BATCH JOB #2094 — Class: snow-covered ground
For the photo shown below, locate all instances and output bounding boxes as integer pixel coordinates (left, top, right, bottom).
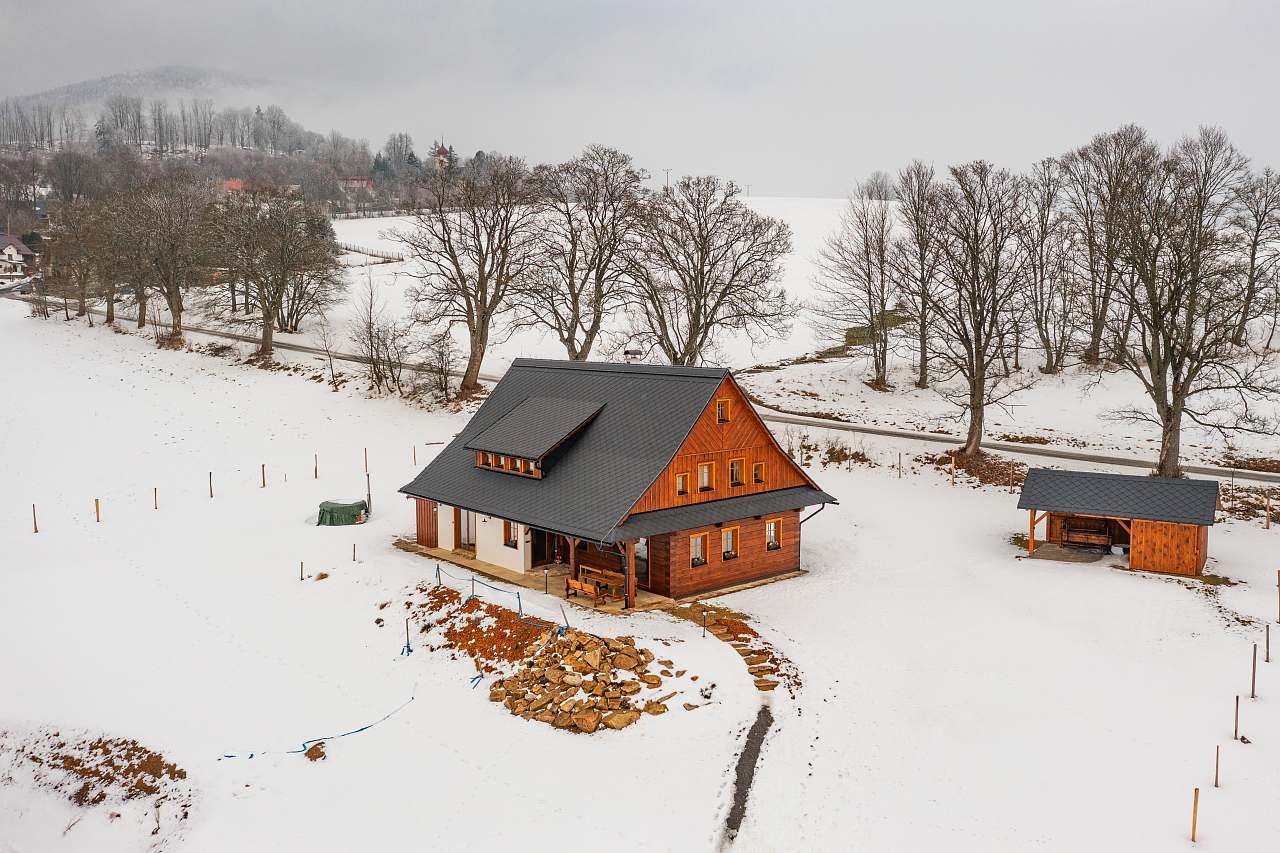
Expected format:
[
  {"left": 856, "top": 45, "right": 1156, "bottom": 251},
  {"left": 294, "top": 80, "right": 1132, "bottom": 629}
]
[{"left": 3, "top": 300, "right": 1278, "bottom": 851}]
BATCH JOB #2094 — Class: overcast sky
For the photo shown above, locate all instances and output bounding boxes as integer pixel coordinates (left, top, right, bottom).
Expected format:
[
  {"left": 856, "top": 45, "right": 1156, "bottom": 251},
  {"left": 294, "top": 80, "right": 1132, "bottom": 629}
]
[{"left": 7, "top": 0, "right": 1278, "bottom": 196}]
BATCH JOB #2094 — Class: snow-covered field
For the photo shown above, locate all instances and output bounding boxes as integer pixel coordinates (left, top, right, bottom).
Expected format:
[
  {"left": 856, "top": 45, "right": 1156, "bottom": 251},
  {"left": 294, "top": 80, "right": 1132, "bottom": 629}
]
[{"left": 3, "top": 299, "right": 1279, "bottom": 851}]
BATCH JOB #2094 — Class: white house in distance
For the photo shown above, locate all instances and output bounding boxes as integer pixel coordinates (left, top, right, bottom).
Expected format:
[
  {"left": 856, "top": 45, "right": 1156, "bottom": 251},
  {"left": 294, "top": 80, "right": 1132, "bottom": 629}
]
[{"left": 1, "top": 235, "right": 36, "bottom": 278}]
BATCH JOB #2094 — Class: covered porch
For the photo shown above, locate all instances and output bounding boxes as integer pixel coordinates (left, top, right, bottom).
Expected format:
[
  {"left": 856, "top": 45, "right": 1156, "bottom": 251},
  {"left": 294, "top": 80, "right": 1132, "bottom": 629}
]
[{"left": 395, "top": 536, "right": 673, "bottom": 613}]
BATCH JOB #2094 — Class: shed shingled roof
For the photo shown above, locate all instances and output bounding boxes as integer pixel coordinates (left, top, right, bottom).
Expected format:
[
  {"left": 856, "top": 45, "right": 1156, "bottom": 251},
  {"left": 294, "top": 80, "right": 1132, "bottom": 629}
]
[
  {"left": 463, "top": 396, "right": 604, "bottom": 461},
  {"left": 1017, "top": 468, "right": 1218, "bottom": 526},
  {"left": 399, "top": 358, "right": 833, "bottom": 543}
]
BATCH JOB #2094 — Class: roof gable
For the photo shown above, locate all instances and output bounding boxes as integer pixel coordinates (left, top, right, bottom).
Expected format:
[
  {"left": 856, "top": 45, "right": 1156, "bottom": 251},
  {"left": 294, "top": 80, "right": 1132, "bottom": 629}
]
[
  {"left": 400, "top": 359, "right": 731, "bottom": 541},
  {"left": 1018, "top": 469, "right": 1219, "bottom": 526}
]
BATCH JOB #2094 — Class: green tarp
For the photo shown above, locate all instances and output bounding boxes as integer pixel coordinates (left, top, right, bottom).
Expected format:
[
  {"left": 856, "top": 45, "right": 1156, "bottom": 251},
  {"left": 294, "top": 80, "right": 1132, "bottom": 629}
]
[{"left": 317, "top": 500, "right": 369, "bottom": 526}]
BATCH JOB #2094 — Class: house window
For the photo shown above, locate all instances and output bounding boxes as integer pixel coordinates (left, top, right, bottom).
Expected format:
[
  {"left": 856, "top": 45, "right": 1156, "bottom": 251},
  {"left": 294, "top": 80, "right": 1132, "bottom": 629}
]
[
  {"left": 729, "top": 458, "right": 745, "bottom": 486},
  {"left": 765, "top": 518, "right": 781, "bottom": 551},
  {"left": 483, "top": 452, "right": 495, "bottom": 467},
  {"left": 753, "top": 462, "right": 765, "bottom": 484},
  {"left": 497, "top": 455, "right": 507, "bottom": 469},
  {"left": 503, "top": 520, "right": 519, "bottom": 548},
  {"left": 507, "top": 456, "right": 520, "bottom": 472},
  {"left": 722, "top": 527, "right": 739, "bottom": 560},
  {"left": 715, "top": 398, "right": 731, "bottom": 423},
  {"left": 698, "top": 462, "right": 714, "bottom": 491},
  {"left": 675, "top": 471, "right": 689, "bottom": 496},
  {"left": 690, "top": 533, "right": 708, "bottom": 567}
]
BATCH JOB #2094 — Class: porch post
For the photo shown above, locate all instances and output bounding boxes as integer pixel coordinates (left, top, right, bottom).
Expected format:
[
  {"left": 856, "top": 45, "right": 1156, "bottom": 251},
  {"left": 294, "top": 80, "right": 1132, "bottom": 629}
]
[
  {"left": 1028, "top": 510, "right": 1037, "bottom": 556},
  {"left": 624, "top": 540, "right": 637, "bottom": 610},
  {"left": 568, "top": 536, "right": 579, "bottom": 580}
]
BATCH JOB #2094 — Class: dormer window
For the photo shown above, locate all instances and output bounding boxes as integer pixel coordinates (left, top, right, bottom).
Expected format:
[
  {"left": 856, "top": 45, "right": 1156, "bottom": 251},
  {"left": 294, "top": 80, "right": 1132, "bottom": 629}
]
[{"left": 474, "top": 452, "right": 542, "bottom": 478}]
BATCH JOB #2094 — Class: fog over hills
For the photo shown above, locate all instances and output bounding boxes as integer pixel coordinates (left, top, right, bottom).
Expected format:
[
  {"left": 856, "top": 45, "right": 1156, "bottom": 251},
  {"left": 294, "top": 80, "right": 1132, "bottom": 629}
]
[{"left": 7, "top": 65, "right": 270, "bottom": 111}]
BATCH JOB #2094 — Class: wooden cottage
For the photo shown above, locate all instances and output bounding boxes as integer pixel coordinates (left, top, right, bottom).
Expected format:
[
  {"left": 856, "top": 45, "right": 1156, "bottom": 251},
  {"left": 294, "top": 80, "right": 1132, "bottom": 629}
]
[
  {"left": 400, "top": 359, "right": 835, "bottom": 606},
  {"left": 1018, "top": 469, "right": 1219, "bottom": 576}
]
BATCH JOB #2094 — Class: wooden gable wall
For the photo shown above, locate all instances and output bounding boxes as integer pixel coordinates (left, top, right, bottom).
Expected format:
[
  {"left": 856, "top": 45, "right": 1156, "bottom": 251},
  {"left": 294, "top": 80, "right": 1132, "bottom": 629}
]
[{"left": 626, "top": 375, "right": 813, "bottom": 517}]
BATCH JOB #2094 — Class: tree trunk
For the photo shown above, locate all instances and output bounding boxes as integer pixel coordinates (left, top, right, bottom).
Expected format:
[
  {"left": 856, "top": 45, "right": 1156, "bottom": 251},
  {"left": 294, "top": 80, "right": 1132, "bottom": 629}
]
[
  {"left": 459, "top": 327, "right": 488, "bottom": 392},
  {"left": 258, "top": 313, "right": 275, "bottom": 357},
  {"left": 1156, "top": 406, "right": 1183, "bottom": 478},
  {"left": 136, "top": 285, "right": 147, "bottom": 328},
  {"left": 104, "top": 284, "right": 115, "bottom": 324},
  {"left": 962, "top": 381, "right": 985, "bottom": 455},
  {"left": 916, "top": 321, "right": 928, "bottom": 389},
  {"left": 230, "top": 276, "right": 238, "bottom": 314}
]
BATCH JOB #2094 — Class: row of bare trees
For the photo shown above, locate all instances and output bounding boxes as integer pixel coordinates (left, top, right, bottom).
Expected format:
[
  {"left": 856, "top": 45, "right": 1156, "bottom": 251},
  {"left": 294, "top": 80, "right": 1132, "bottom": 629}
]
[
  {"left": 389, "top": 145, "right": 796, "bottom": 393},
  {"left": 41, "top": 161, "right": 345, "bottom": 357},
  {"left": 813, "top": 125, "right": 1280, "bottom": 476}
]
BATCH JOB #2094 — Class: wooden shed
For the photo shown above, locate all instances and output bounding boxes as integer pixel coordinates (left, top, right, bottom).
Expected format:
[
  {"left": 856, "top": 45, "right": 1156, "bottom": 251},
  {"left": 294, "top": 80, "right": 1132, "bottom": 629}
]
[{"left": 1018, "top": 469, "right": 1219, "bottom": 577}]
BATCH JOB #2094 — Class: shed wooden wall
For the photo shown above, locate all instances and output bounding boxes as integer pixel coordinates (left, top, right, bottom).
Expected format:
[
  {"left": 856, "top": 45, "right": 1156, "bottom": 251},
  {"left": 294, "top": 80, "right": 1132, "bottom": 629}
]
[
  {"left": 1130, "top": 519, "right": 1208, "bottom": 576},
  {"left": 654, "top": 509, "right": 801, "bottom": 599},
  {"left": 627, "top": 377, "right": 811, "bottom": 516},
  {"left": 414, "top": 498, "right": 438, "bottom": 548}
]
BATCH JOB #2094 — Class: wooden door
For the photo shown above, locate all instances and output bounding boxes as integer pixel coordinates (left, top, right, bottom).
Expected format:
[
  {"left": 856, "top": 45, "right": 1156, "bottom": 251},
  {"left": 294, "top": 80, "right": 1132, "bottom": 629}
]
[{"left": 455, "top": 508, "right": 476, "bottom": 549}]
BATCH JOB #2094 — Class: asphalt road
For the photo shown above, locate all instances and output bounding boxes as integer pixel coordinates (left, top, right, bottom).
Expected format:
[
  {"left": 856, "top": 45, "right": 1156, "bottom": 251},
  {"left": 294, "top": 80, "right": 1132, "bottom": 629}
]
[{"left": 8, "top": 292, "right": 1278, "bottom": 485}]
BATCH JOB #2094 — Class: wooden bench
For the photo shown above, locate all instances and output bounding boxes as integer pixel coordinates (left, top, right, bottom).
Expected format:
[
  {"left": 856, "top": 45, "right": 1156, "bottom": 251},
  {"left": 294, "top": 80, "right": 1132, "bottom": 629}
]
[
  {"left": 565, "top": 577, "right": 606, "bottom": 606},
  {"left": 1063, "top": 518, "right": 1112, "bottom": 549}
]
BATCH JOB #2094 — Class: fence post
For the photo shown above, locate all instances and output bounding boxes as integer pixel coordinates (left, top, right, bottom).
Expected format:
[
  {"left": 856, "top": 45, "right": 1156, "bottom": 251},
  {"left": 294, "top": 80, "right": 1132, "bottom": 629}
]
[
  {"left": 261, "top": 463, "right": 266, "bottom": 488},
  {"left": 32, "top": 503, "right": 38, "bottom": 534},
  {"left": 364, "top": 447, "right": 369, "bottom": 474},
  {"left": 352, "top": 543, "right": 356, "bottom": 562},
  {"left": 94, "top": 498, "right": 100, "bottom": 523},
  {"left": 1234, "top": 694, "right": 1239, "bottom": 740},
  {"left": 516, "top": 590, "right": 523, "bottom": 617},
  {"left": 413, "top": 445, "right": 417, "bottom": 466},
  {"left": 1267, "top": 623, "right": 1271, "bottom": 664},
  {"left": 1214, "top": 745, "right": 1220, "bottom": 788},
  {"left": 1251, "top": 643, "right": 1258, "bottom": 699},
  {"left": 314, "top": 453, "right": 318, "bottom": 479},
  {"left": 435, "top": 563, "right": 441, "bottom": 586},
  {"left": 300, "top": 561, "right": 304, "bottom": 582},
  {"left": 209, "top": 472, "right": 213, "bottom": 499},
  {"left": 897, "top": 452, "right": 902, "bottom": 479},
  {"left": 1191, "top": 787, "right": 1199, "bottom": 842},
  {"left": 153, "top": 487, "right": 158, "bottom": 510}
]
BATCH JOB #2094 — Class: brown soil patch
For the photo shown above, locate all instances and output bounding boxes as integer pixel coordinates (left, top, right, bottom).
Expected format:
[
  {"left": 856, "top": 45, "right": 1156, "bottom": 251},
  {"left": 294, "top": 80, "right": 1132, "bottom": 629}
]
[
  {"left": 920, "top": 450, "right": 1027, "bottom": 489},
  {"left": 1219, "top": 454, "right": 1280, "bottom": 474}
]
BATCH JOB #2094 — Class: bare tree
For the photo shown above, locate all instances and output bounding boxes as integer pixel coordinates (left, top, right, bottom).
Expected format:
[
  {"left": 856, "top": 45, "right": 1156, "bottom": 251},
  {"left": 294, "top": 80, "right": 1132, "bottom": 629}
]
[
  {"left": 1110, "top": 127, "right": 1277, "bottom": 476},
  {"left": 1059, "top": 125, "right": 1152, "bottom": 363},
  {"left": 214, "top": 189, "right": 341, "bottom": 356},
  {"left": 519, "top": 145, "right": 645, "bottom": 360},
  {"left": 390, "top": 155, "right": 539, "bottom": 392},
  {"left": 129, "top": 166, "right": 214, "bottom": 343},
  {"left": 932, "top": 161, "right": 1031, "bottom": 454},
  {"left": 1228, "top": 167, "right": 1280, "bottom": 345},
  {"left": 624, "top": 175, "right": 794, "bottom": 366},
  {"left": 1017, "top": 158, "right": 1081, "bottom": 373},
  {"left": 890, "top": 161, "right": 945, "bottom": 388},
  {"left": 812, "top": 184, "right": 895, "bottom": 387}
]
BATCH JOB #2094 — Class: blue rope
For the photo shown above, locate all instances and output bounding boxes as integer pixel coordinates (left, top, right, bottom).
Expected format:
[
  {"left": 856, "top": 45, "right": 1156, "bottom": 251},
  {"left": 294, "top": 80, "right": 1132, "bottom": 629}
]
[{"left": 218, "top": 684, "right": 417, "bottom": 760}]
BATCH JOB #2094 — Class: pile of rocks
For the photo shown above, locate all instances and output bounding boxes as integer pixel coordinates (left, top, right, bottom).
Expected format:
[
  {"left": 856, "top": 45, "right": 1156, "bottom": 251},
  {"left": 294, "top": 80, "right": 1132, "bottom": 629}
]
[{"left": 488, "top": 629, "right": 683, "bottom": 734}]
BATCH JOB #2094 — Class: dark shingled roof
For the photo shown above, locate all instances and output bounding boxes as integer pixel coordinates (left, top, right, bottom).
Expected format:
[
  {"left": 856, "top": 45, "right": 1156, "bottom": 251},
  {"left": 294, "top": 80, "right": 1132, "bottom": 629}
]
[
  {"left": 463, "top": 396, "right": 604, "bottom": 461},
  {"left": 400, "top": 358, "right": 833, "bottom": 543},
  {"left": 1018, "top": 468, "right": 1218, "bottom": 526}
]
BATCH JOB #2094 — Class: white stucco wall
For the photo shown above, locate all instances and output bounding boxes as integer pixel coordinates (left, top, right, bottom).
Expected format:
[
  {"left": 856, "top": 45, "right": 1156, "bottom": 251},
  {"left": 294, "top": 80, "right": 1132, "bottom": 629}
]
[
  {"left": 475, "top": 514, "right": 531, "bottom": 573},
  {"left": 438, "top": 502, "right": 455, "bottom": 549}
]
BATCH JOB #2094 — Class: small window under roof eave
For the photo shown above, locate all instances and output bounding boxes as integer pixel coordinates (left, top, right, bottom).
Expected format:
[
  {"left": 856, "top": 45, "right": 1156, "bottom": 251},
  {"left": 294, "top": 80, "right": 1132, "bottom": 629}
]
[{"left": 463, "top": 396, "right": 605, "bottom": 464}]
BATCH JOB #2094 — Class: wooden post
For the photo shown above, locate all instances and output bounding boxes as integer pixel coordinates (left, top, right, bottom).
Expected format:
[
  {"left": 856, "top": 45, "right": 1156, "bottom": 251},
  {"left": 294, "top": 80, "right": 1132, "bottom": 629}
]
[
  {"left": 208, "top": 472, "right": 213, "bottom": 498},
  {"left": 1214, "top": 745, "right": 1220, "bottom": 788},
  {"left": 1028, "top": 510, "right": 1037, "bottom": 555},
  {"left": 352, "top": 543, "right": 356, "bottom": 562},
  {"left": 1251, "top": 643, "right": 1257, "bottom": 699},
  {"left": 1008, "top": 461, "right": 1014, "bottom": 493},
  {"left": 1267, "top": 623, "right": 1271, "bottom": 664},
  {"left": 300, "top": 561, "right": 304, "bottom": 581},
  {"left": 950, "top": 455, "right": 956, "bottom": 486},
  {"left": 1266, "top": 495, "right": 1272, "bottom": 529},
  {"left": 897, "top": 452, "right": 902, "bottom": 479},
  {"left": 364, "top": 447, "right": 368, "bottom": 473},
  {"left": 1234, "top": 694, "right": 1239, "bottom": 740},
  {"left": 568, "top": 536, "right": 579, "bottom": 581},
  {"left": 1191, "top": 787, "right": 1199, "bottom": 842},
  {"left": 413, "top": 445, "right": 417, "bottom": 465},
  {"left": 261, "top": 463, "right": 266, "bottom": 488},
  {"left": 32, "top": 503, "right": 38, "bottom": 534},
  {"left": 314, "top": 453, "right": 318, "bottom": 479},
  {"left": 624, "top": 540, "right": 637, "bottom": 610},
  {"left": 94, "top": 498, "right": 100, "bottom": 523}
]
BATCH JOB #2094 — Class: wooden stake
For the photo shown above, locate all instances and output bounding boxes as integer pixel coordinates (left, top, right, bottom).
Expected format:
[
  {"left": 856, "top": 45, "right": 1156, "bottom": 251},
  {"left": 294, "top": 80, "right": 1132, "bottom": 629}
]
[
  {"left": 32, "top": 503, "right": 38, "bottom": 534},
  {"left": 94, "top": 498, "right": 100, "bottom": 523},
  {"left": 1251, "top": 643, "right": 1257, "bottom": 699},
  {"left": 1214, "top": 745, "right": 1220, "bottom": 788},
  {"left": 413, "top": 445, "right": 417, "bottom": 465},
  {"left": 314, "top": 453, "right": 318, "bottom": 479},
  {"left": 950, "top": 455, "right": 956, "bottom": 486},
  {"left": 1191, "top": 787, "right": 1199, "bottom": 842},
  {"left": 364, "top": 447, "right": 368, "bottom": 473},
  {"left": 153, "top": 487, "right": 157, "bottom": 510},
  {"left": 352, "top": 543, "right": 356, "bottom": 562},
  {"left": 261, "top": 463, "right": 266, "bottom": 488},
  {"left": 209, "top": 472, "right": 213, "bottom": 499},
  {"left": 1008, "top": 461, "right": 1014, "bottom": 493},
  {"left": 1234, "top": 694, "right": 1239, "bottom": 740},
  {"left": 1267, "top": 623, "right": 1271, "bottom": 664},
  {"left": 1266, "top": 495, "right": 1272, "bottom": 529},
  {"left": 300, "top": 561, "right": 304, "bottom": 581}
]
